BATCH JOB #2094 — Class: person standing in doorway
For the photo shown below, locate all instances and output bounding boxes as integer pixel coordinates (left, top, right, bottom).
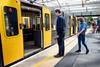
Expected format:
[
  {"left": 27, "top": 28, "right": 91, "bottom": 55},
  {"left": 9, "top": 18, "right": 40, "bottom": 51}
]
[
  {"left": 75, "top": 18, "right": 89, "bottom": 54},
  {"left": 54, "top": 9, "right": 66, "bottom": 58}
]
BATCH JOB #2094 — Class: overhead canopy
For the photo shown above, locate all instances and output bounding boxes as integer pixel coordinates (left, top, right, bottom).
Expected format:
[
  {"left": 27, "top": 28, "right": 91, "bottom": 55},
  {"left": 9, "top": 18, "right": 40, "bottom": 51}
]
[{"left": 23, "top": 0, "right": 100, "bottom": 15}]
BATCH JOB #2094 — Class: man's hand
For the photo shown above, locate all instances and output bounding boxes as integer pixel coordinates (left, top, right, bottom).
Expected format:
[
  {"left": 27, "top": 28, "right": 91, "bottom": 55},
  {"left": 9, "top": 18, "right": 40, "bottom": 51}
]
[
  {"left": 54, "top": 35, "right": 59, "bottom": 40},
  {"left": 56, "top": 35, "right": 59, "bottom": 38}
]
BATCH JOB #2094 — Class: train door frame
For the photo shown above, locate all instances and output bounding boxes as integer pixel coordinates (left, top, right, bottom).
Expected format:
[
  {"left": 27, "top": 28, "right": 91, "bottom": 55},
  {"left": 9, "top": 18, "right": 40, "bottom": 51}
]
[
  {"left": 72, "top": 16, "right": 77, "bottom": 34},
  {"left": 21, "top": 1, "right": 44, "bottom": 55},
  {"left": 0, "top": 34, "right": 4, "bottom": 67},
  {"left": 69, "top": 16, "right": 72, "bottom": 36},
  {"left": 69, "top": 16, "right": 78, "bottom": 36},
  {"left": 75, "top": 17, "right": 78, "bottom": 34}
]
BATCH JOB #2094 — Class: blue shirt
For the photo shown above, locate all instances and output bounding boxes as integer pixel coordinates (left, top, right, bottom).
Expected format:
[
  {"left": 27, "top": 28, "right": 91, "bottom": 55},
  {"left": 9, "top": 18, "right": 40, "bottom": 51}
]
[
  {"left": 78, "top": 22, "right": 87, "bottom": 34},
  {"left": 56, "top": 16, "right": 66, "bottom": 35}
]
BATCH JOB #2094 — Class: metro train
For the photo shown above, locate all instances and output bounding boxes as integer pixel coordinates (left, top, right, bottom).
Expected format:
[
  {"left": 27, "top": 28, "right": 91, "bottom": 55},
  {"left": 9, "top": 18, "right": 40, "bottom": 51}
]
[{"left": 0, "top": 0, "right": 78, "bottom": 67}]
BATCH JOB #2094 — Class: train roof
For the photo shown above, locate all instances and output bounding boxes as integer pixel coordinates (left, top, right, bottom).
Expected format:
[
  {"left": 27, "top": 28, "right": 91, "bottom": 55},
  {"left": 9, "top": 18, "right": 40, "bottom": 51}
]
[{"left": 20, "top": 0, "right": 42, "bottom": 9}]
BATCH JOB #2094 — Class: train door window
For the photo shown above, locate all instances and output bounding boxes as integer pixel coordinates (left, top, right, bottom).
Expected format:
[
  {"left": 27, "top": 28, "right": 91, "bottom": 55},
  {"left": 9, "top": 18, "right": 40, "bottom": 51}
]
[
  {"left": 30, "top": 18, "right": 33, "bottom": 28},
  {"left": 4, "top": 6, "right": 19, "bottom": 36},
  {"left": 45, "top": 14, "right": 50, "bottom": 31},
  {"left": 32, "top": 17, "right": 36, "bottom": 30},
  {"left": 24, "top": 18, "right": 29, "bottom": 29},
  {"left": 36, "top": 16, "right": 41, "bottom": 30}
]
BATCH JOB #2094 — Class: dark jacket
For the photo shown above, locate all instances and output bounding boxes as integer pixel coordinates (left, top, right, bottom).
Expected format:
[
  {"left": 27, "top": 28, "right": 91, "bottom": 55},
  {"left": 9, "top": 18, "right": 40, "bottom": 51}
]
[{"left": 56, "top": 16, "right": 66, "bottom": 35}]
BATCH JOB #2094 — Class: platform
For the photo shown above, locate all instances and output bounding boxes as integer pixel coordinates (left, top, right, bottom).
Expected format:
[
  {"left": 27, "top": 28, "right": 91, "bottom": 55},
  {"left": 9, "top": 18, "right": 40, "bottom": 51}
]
[
  {"left": 11, "top": 29, "right": 100, "bottom": 67},
  {"left": 55, "top": 33, "right": 100, "bottom": 67}
]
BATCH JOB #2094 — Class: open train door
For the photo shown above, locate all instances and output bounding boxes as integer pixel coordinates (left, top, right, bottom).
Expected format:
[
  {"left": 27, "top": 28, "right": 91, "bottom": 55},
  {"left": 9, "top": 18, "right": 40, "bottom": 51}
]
[
  {"left": 69, "top": 16, "right": 74, "bottom": 36},
  {"left": 42, "top": 7, "right": 52, "bottom": 48},
  {"left": 0, "top": 0, "right": 24, "bottom": 66}
]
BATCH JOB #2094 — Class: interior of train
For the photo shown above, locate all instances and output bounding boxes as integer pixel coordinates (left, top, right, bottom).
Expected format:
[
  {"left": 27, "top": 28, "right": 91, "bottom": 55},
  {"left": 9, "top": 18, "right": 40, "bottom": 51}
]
[{"left": 21, "top": 2, "right": 42, "bottom": 56}]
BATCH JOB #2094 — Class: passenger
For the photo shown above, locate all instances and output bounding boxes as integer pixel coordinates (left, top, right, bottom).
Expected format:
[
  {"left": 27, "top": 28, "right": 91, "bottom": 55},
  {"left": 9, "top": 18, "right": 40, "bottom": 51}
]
[
  {"left": 96, "top": 17, "right": 100, "bottom": 33},
  {"left": 75, "top": 18, "right": 89, "bottom": 54},
  {"left": 91, "top": 18, "right": 97, "bottom": 33},
  {"left": 54, "top": 9, "right": 66, "bottom": 58}
]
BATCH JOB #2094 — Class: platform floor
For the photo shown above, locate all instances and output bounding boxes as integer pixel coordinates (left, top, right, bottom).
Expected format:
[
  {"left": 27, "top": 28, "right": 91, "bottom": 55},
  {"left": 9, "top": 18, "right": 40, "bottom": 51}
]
[
  {"left": 11, "top": 29, "right": 100, "bottom": 67},
  {"left": 55, "top": 33, "right": 100, "bottom": 67},
  {"left": 11, "top": 34, "right": 78, "bottom": 67}
]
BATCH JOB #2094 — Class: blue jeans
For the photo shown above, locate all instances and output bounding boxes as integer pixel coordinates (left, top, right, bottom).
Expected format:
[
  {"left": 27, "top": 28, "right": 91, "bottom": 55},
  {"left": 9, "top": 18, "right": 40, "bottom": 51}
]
[{"left": 78, "top": 34, "right": 88, "bottom": 51}]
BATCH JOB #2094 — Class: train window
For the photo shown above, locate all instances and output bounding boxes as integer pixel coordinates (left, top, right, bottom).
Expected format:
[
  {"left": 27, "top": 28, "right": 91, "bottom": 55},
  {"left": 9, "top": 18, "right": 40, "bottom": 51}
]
[
  {"left": 4, "top": 6, "right": 19, "bottom": 36},
  {"left": 24, "top": 18, "right": 29, "bottom": 29},
  {"left": 45, "top": 14, "right": 50, "bottom": 31},
  {"left": 36, "top": 17, "right": 41, "bottom": 30}
]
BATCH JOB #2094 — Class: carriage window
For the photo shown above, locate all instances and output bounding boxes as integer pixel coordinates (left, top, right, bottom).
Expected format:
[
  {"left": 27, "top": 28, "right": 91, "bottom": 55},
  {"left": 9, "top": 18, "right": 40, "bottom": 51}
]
[
  {"left": 36, "top": 17, "right": 41, "bottom": 30},
  {"left": 45, "top": 14, "right": 50, "bottom": 31},
  {"left": 4, "top": 6, "right": 19, "bottom": 36},
  {"left": 24, "top": 18, "right": 29, "bottom": 29}
]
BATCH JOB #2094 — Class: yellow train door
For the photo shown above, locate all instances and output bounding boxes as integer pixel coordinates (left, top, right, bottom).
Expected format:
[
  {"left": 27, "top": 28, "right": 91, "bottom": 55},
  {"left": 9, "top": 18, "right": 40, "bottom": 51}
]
[
  {"left": 69, "top": 16, "right": 74, "bottom": 36},
  {"left": 75, "top": 17, "right": 79, "bottom": 33},
  {"left": 0, "top": 0, "right": 24, "bottom": 66},
  {"left": 69, "top": 16, "right": 72, "bottom": 36},
  {"left": 70, "top": 16, "right": 78, "bottom": 36},
  {"left": 42, "top": 7, "right": 52, "bottom": 48}
]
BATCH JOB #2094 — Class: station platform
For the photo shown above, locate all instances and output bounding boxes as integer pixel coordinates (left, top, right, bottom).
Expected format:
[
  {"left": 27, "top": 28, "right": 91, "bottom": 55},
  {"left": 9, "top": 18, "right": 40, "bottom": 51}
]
[
  {"left": 55, "top": 33, "right": 100, "bottom": 67},
  {"left": 11, "top": 29, "right": 100, "bottom": 67}
]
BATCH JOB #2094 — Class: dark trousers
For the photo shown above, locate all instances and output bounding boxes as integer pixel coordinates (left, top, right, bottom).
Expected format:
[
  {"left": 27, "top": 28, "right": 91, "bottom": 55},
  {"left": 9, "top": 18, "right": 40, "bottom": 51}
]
[
  {"left": 57, "top": 33, "right": 65, "bottom": 55},
  {"left": 78, "top": 34, "right": 89, "bottom": 51}
]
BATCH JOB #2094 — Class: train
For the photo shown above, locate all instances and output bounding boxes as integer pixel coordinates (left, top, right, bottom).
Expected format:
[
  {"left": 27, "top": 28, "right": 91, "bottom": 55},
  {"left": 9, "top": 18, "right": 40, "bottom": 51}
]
[{"left": 0, "top": 0, "right": 78, "bottom": 67}]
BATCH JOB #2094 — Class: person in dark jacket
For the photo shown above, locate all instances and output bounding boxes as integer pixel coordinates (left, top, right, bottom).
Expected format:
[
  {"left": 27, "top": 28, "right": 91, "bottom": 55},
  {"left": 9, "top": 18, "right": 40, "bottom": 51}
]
[
  {"left": 75, "top": 18, "right": 89, "bottom": 54},
  {"left": 54, "top": 9, "right": 66, "bottom": 58}
]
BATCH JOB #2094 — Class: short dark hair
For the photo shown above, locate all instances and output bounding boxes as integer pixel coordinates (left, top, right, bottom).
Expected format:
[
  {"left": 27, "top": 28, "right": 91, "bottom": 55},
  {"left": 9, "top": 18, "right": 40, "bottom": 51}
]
[
  {"left": 55, "top": 9, "right": 61, "bottom": 13},
  {"left": 79, "top": 18, "right": 84, "bottom": 22}
]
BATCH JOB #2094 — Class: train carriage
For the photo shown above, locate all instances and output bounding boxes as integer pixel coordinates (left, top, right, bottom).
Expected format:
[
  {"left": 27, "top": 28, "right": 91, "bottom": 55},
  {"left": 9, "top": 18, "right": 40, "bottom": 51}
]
[{"left": 0, "top": 0, "right": 52, "bottom": 66}]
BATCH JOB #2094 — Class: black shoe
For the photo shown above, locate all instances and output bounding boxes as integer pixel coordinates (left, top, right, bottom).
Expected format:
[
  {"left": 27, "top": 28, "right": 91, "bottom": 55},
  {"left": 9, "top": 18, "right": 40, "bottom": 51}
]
[
  {"left": 86, "top": 50, "right": 89, "bottom": 54},
  {"left": 54, "top": 54, "right": 64, "bottom": 58},
  {"left": 75, "top": 50, "right": 81, "bottom": 52}
]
